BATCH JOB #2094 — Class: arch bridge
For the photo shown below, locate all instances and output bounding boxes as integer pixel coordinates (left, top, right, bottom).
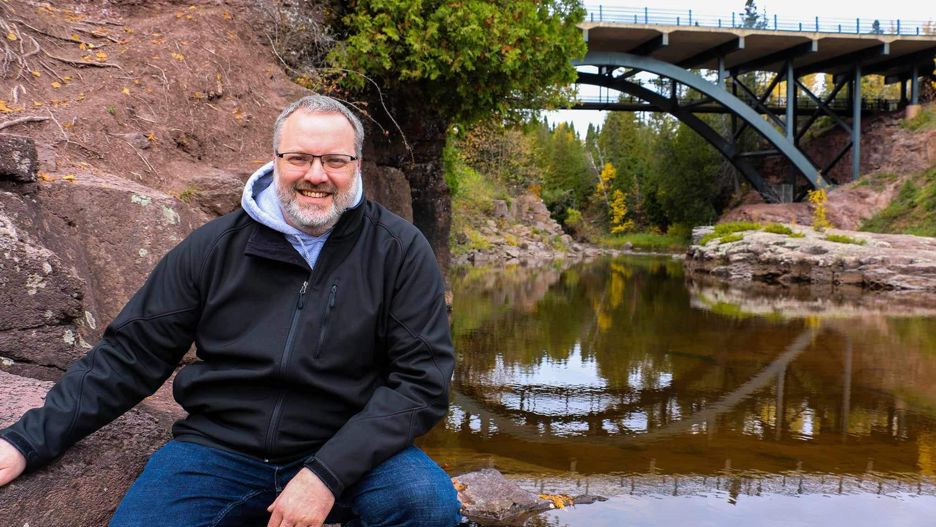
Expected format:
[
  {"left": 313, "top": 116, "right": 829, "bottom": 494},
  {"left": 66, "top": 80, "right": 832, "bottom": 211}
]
[{"left": 573, "top": 6, "right": 936, "bottom": 202}]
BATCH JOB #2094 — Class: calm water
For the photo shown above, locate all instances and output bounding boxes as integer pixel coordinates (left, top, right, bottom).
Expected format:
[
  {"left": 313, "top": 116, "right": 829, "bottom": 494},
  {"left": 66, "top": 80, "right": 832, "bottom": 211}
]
[{"left": 418, "top": 256, "right": 936, "bottom": 526}]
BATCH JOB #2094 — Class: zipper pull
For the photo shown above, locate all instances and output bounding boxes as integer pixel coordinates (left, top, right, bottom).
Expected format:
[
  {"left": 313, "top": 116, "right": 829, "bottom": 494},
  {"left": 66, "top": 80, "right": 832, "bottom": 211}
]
[
  {"left": 297, "top": 281, "right": 309, "bottom": 309},
  {"left": 328, "top": 284, "right": 337, "bottom": 307}
]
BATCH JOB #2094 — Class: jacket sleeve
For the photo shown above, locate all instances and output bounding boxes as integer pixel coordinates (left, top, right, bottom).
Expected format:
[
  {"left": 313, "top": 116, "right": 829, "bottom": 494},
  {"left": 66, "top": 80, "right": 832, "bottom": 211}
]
[
  {"left": 303, "top": 232, "right": 455, "bottom": 497},
  {"left": 0, "top": 234, "right": 204, "bottom": 471}
]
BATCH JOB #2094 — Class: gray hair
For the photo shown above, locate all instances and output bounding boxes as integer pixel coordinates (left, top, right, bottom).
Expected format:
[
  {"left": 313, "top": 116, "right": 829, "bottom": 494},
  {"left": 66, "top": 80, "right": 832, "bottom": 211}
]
[{"left": 272, "top": 95, "right": 364, "bottom": 159}]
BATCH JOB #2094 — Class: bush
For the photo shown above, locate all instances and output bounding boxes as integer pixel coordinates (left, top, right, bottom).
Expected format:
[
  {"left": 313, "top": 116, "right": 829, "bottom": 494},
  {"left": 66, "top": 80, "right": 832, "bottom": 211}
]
[
  {"left": 763, "top": 223, "right": 794, "bottom": 235},
  {"left": 824, "top": 234, "right": 866, "bottom": 245}
]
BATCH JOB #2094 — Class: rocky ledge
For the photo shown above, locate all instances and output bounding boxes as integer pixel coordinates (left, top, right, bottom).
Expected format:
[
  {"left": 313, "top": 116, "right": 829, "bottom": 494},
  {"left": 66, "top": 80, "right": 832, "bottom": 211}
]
[{"left": 685, "top": 225, "right": 936, "bottom": 290}]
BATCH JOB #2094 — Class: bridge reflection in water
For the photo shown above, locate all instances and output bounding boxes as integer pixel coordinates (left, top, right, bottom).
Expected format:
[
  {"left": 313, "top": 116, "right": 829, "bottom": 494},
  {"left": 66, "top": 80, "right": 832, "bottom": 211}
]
[{"left": 418, "top": 257, "right": 936, "bottom": 509}]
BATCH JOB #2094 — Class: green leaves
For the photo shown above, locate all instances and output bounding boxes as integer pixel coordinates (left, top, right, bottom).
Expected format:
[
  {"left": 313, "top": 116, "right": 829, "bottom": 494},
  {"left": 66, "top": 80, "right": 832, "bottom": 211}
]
[{"left": 330, "top": 0, "right": 586, "bottom": 124}]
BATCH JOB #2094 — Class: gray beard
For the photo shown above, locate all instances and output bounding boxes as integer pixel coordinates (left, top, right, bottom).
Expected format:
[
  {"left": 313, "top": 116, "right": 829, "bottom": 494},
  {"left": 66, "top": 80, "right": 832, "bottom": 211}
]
[{"left": 274, "top": 168, "right": 361, "bottom": 235}]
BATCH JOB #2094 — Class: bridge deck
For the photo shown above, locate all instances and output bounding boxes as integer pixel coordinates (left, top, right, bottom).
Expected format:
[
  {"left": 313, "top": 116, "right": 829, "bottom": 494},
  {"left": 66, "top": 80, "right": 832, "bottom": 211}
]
[{"left": 581, "top": 23, "right": 936, "bottom": 79}]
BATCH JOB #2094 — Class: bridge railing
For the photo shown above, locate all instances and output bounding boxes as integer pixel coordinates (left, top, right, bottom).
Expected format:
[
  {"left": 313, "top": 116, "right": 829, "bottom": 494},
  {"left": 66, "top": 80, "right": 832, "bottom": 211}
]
[
  {"left": 575, "top": 93, "right": 903, "bottom": 113},
  {"left": 583, "top": 4, "right": 934, "bottom": 36}
]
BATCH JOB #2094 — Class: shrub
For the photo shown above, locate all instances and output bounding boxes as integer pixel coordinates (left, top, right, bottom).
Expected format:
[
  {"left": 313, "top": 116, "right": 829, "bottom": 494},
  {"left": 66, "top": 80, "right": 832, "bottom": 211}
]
[
  {"left": 824, "top": 234, "right": 866, "bottom": 245},
  {"left": 763, "top": 223, "right": 794, "bottom": 235},
  {"left": 808, "top": 189, "right": 831, "bottom": 232}
]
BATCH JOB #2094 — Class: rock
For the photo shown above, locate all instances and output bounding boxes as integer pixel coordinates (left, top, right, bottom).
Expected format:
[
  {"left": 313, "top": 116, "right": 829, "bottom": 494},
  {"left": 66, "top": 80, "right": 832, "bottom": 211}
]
[
  {"left": 0, "top": 134, "right": 38, "bottom": 183},
  {"left": 492, "top": 200, "right": 509, "bottom": 218},
  {"left": 453, "top": 469, "right": 538, "bottom": 525},
  {"left": 0, "top": 194, "right": 85, "bottom": 376},
  {"left": 165, "top": 162, "right": 247, "bottom": 217},
  {"left": 685, "top": 224, "right": 936, "bottom": 291},
  {"left": 33, "top": 172, "right": 208, "bottom": 341},
  {"left": 362, "top": 162, "right": 413, "bottom": 223},
  {"left": 0, "top": 370, "right": 175, "bottom": 527},
  {"left": 116, "top": 132, "right": 151, "bottom": 150}
]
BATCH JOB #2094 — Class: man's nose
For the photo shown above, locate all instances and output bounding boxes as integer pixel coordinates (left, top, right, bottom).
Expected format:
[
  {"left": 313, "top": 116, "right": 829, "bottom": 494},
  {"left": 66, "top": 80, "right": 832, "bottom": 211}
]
[{"left": 302, "top": 158, "right": 330, "bottom": 184}]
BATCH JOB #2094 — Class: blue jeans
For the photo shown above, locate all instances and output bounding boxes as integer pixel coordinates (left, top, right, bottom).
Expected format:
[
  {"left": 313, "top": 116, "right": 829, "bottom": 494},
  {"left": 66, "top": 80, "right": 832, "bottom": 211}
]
[{"left": 110, "top": 440, "right": 460, "bottom": 527}]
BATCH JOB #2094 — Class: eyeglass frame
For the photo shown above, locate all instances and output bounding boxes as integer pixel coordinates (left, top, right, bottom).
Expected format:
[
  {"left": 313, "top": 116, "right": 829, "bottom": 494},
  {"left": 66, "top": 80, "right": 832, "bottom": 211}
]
[{"left": 275, "top": 151, "right": 358, "bottom": 172}]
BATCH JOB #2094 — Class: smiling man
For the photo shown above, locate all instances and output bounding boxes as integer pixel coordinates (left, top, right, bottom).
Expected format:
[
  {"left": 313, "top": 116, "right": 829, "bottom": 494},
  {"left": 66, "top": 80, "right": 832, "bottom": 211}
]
[{"left": 0, "top": 95, "right": 460, "bottom": 527}]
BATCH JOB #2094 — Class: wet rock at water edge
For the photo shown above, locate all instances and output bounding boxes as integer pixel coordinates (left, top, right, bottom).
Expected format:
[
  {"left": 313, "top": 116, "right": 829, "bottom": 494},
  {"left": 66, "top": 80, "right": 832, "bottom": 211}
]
[{"left": 453, "top": 468, "right": 606, "bottom": 526}]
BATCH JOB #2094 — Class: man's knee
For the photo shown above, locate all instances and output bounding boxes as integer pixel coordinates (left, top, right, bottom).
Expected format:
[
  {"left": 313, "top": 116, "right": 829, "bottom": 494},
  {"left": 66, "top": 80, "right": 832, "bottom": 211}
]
[
  {"left": 352, "top": 448, "right": 461, "bottom": 526},
  {"left": 356, "top": 478, "right": 460, "bottom": 526}
]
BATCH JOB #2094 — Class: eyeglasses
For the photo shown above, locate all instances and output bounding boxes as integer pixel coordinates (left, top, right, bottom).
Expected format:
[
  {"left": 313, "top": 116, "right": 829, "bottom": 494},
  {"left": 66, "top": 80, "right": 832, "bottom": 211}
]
[{"left": 275, "top": 151, "right": 357, "bottom": 171}]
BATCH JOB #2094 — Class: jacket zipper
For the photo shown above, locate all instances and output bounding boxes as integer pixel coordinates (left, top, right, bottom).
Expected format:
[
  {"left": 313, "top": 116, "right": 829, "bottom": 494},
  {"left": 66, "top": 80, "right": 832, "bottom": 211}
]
[
  {"left": 264, "top": 278, "right": 309, "bottom": 458},
  {"left": 314, "top": 283, "right": 338, "bottom": 359}
]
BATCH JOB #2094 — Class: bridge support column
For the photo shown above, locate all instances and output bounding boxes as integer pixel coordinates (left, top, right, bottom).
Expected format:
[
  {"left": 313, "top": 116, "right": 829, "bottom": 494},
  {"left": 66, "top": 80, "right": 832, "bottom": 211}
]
[
  {"left": 907, "top": 64, "right": 922, "bottom": 120},
  {"left": 852, "top": 64, "right": 862, "bottom": 182}
]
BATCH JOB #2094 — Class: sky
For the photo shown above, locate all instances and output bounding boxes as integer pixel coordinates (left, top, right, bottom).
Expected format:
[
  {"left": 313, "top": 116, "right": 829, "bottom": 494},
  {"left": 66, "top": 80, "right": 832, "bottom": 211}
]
[{"left": 546, "top": 0, "right": 935, "bottom": 133}]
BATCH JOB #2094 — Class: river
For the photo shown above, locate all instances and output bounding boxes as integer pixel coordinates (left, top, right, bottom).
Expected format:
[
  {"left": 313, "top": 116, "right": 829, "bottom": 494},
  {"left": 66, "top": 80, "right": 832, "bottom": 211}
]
[{"left": 417, "top": 256, "right": 936, "bottom": 526}]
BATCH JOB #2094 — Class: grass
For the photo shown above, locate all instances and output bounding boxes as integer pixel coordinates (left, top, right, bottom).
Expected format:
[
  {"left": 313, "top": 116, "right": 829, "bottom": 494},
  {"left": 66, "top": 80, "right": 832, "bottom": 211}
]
[
  {"left": 699, "top": 221, "right": 761, "bottom": 245},
  {"left": 600, "top": 231, "right": 689, "bottom": 252},
  {"left": 901, "top": 104, "right": 936, "bottom": 132},
  {"left": 854, "top": 171, "right": 899, "bottom": 192},
  {"left": 177, "top": 185, "right": 199, "bottom": 203},
  {"left": 861, "top": 168, "right": 936, "bottom": 238},
  {"left": 824, "top": 233, "right": 866, "bottom": 245},
  {"left": 763, "top": 223, "right": 794, "bottom": 235}
]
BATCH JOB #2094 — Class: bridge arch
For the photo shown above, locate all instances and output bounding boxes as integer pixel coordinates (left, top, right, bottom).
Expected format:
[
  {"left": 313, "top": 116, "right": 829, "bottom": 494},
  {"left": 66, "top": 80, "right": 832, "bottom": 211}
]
[{"left": 574, "top": 51, "right": 832, "bottom": 202}]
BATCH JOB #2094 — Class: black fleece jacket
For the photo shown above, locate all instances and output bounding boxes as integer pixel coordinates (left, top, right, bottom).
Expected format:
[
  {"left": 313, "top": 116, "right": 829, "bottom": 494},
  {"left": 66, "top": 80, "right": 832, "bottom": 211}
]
[{"left": 0, "top": 199, "right": 454, "bottom": 497}]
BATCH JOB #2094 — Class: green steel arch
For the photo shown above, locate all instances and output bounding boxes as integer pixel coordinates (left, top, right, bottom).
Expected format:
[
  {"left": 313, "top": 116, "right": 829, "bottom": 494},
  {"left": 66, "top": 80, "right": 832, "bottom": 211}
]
[{"left": 574, "top": 51, "right": 832, "bottom": 201}]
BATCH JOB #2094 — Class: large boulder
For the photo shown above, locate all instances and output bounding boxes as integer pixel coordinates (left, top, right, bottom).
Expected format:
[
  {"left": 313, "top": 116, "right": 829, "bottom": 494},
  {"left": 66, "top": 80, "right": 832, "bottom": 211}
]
[
  {"left": 0, "top": 370, "right": 174, "bottom": 527},
  {"left": 32, "top": 172, "right": 209, "bottom": 341},
  {"left": 362, "top": 161, "right": 413, "bottom": 222},
  {"left": 0, "top": 193, "right": 85, "bottom": 379}
]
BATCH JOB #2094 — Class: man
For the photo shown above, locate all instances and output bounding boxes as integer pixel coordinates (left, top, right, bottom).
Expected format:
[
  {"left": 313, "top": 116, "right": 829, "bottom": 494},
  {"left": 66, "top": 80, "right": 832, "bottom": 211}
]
[{"left": 0, "top": 95, "right": 460, "bottom": 527}]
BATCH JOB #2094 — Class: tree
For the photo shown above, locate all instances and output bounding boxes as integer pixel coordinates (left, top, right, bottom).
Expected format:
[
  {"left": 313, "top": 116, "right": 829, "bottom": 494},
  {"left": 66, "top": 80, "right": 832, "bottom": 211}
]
[
  {"left": 740, "top": 0, "right": 768, "bottom": 29},
  {"left": 329, "top": 0, "right": 587, "bottom": 268}
]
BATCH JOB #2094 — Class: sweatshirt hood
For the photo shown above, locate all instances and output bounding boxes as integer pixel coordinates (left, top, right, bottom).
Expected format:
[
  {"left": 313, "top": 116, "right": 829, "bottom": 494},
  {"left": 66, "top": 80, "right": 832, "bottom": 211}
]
[{"left": 240, "top": 161, "right": 363, "bottom": 238}]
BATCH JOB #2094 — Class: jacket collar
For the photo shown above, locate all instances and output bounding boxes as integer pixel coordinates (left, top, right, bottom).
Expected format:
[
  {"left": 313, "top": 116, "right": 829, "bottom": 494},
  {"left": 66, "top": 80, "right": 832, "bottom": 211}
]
[{"left": 244, "top": 196, "right": 368, "bottom": 271}]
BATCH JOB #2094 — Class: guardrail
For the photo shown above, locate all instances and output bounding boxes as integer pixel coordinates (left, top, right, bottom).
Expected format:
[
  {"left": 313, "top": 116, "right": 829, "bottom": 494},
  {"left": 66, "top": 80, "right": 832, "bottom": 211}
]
[
  {"left": 583, "top": 4, "right": 934, "bottom": 36},
  {"left": 575, "top": 94, "right": 903, "bottom": 113}
]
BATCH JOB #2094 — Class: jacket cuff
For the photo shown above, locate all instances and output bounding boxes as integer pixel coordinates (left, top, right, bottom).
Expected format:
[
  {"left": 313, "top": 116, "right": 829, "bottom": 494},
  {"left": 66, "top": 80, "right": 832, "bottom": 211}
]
[
  {"left": 0, "top": 429, "right": 42, "bottom": 472},
  {"left": 303, "top": 456, "right": 345, "bottom": 498}
]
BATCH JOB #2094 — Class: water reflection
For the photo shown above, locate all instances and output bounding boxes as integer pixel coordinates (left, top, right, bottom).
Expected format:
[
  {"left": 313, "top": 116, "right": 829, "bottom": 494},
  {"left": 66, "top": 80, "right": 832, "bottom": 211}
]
[{"left": 420, "top": 256, "right": 936, "bottom": 490}]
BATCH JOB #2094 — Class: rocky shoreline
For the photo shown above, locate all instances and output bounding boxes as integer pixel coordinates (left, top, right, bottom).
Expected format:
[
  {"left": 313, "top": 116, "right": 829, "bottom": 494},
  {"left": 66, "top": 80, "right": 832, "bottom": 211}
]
[
  {"left": 452, "top": 193, "right": 624, "bottom": 267},
  {"left": 685, "top": 224, "right": 936, "bottom": 291}
]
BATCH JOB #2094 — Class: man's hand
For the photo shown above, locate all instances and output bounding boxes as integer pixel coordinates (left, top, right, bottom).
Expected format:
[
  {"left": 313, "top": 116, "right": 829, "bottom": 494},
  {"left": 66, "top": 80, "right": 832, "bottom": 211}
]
[
  {"left": 0, "top": 438, "right": 27, "bottom": 486},
  {"left": 267, "top": 467, "right": 335, "bottom": 527}
]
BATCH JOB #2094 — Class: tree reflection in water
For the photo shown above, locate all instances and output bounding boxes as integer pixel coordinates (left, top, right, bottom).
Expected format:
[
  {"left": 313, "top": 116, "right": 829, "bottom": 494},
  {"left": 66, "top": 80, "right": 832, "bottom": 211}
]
[{"left": 420, "top": 257, "right": 936, "bottom": 484}]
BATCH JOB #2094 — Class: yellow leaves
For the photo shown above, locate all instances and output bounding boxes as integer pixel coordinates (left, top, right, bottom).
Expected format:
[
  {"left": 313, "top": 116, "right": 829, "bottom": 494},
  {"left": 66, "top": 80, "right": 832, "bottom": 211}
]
[
  {"left": 171, "top": 52, "right": 185, "bottom": 61},
  {"left": 71, "top": 33, "right": 81, "bottom": 42},
  {"left": 31, "top": 70, "right": 41, "bottom": 78},
  {"left": 79, "top": 42, "right": 87, "bottom": 50},
  {"left": 75, "top": 92, "right": 86, "bottom": 102},
  {"left": 95, "top": 51, "right": 108, "bottom": 62},
  {"left": 6, "top": 31, "right": 17, "bottom": 42},
  {"left": 538, "top": 494, "right": 574, "bottom": 510},
  {"left": 0, "top": 100, "right": 19, "bottom": 113},
  {"left": 38, "top": 172, "right": 54, "bottom": 182},
  {"left": 33, "top": 101, "right": 44, "bottom": 107},
  {"left": 51, "top": 81, "right": 62, "bottom": 89},
  {"left": 121, "top": 87, "right": 131, "bottom": 95},
  {"left": 232, "top": 107, "right": 245, "bottom": 121},
  {"left": 62, "top": 174, "right": 77, "bottom": 182},
  {"left": 146, "top": 132, "right": 156, "bottom": 142},
  {"left": 223, "top": 10, "right": 233, "bottom": 20},
  {"left": 452, "top": 479, "right": 466, "bottom": 492},
  {"left": 808, "top": 188, "right": 830, "bottom": 232},
  {"left": 63, "top": 76, "right": 72, "bottom": 82}
]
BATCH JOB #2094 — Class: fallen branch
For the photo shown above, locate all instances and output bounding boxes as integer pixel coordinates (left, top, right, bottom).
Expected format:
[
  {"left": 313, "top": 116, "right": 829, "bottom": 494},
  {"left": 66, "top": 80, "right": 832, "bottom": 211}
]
[
  {"left": 42, "top": 49, "right": 121, "bottom": 69},
  {"left": 0, "top": 115, "right": 48, "bottom": 130}
]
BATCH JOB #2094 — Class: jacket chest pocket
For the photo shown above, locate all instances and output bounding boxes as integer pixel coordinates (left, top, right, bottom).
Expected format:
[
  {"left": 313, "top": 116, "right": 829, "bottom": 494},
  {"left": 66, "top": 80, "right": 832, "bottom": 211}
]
[{"left": 313, "top": 282, "right": 338, "bottom": 359}]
